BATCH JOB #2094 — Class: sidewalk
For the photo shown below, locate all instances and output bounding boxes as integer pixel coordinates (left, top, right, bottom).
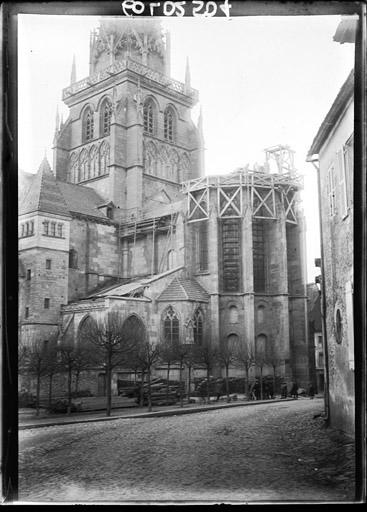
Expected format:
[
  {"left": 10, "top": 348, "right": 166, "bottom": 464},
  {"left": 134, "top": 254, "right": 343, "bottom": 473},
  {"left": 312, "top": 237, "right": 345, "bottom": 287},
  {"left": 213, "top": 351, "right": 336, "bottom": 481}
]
[{"left": 19, "top": 396, "right": 312, "bottom": 430}]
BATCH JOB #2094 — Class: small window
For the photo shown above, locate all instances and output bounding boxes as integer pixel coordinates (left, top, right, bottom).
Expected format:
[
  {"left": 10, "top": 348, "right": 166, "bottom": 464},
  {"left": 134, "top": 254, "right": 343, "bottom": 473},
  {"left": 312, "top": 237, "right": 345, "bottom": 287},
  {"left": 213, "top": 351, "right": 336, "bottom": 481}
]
[
  {"left": 46, "top": 259, "right": 51, "bottom": 270},
  {"left": 20, "top": 224, "right": 25, "bottom": 237},
  {"left": 43, "top": 221, "right": 49, "bottom": 235},
  {"left": 30, "top": 220, "right": 34, "bottom": 235},
  {"left": 44, "top": 298, "right": 50, "bottom": 309},
  {"left": 335, "top": 308, "right": 342, "bottom": 344},
  {"left": 26, "top": 269, "right": 31, "bottom": 280},
  {"left": 69, "top": 249, "right": 78, "bottom": 269},
  {"left": 57, "top": 224, "right": 63, "bottom": 238},
  {"left": 25, "top": 307, "right": 29, "bottom": 318},
  {"left": 229, "top": 305, "right": 239, "bottom": 324},
  {"left": 50, "top": 222, "right": 56, "bottom": 237}
]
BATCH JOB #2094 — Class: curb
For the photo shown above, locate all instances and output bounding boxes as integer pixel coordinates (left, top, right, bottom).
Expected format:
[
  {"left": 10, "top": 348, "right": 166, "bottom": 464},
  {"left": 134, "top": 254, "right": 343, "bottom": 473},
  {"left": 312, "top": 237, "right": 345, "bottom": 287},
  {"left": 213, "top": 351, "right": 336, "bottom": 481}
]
[{"left": 19, "top": 398, "right": 297, "bottom": 430}]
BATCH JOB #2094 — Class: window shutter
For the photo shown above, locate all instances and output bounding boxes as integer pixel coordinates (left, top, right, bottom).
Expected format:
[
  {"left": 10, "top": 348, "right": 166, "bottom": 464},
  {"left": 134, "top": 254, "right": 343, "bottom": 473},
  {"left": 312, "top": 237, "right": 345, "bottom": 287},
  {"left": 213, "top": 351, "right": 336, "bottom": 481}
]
[{"left": 336, "top": 149, "right": 347, "bottom": 217}]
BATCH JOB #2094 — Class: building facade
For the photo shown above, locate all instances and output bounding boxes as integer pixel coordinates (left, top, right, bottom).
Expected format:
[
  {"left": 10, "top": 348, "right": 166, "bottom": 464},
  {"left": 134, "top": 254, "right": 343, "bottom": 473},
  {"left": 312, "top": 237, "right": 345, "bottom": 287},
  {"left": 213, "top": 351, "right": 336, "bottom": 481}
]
[
  {"left": 19, "top": 18, "right": 311, "bottom": 396},
  {"left": 307, "top": 70, "right": 354, "bottom": 435}
]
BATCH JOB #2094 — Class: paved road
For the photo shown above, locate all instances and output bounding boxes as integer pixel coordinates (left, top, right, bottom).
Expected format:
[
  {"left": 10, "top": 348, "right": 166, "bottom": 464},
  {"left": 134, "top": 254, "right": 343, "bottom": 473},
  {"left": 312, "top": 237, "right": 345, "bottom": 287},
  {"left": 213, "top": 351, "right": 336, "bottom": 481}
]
[{"left": 19, "top": 399, "right": 354, "bottom": 503}]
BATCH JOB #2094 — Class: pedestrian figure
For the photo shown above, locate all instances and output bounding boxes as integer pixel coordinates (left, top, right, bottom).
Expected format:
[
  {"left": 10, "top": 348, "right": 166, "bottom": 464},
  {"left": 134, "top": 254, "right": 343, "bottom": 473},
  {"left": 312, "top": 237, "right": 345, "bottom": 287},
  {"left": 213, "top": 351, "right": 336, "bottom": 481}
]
[
  {"left": 308, "top": 382, "right": 315, "bottom": 399},
  {"left": 248, "top": 381, "right": 256, "bottom": 400},
  {"left": 290, "top": 382, "right": 298, "bottom": 399},
  {"left": 268, "top": 381, "right": 274, "bottom": 399},
  {"left": 199, "top": 380, "right": 207, "bottom": 404},
  {"left": 281, "top": 382, "right": 287, "bottom": 399},
  {"left": 254, "top": 380, "right": 260, "bottom": 400},
  {"left": 215, "top": 379, "right": 222, "bottom": 401}
]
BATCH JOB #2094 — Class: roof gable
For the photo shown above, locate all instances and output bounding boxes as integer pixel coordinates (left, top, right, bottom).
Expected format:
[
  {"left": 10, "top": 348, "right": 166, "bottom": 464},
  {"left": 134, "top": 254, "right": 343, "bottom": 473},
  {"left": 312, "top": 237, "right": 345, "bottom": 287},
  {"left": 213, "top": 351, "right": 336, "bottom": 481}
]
[{"left": 157, "top": 276, "right": 209, "bottom": 303}]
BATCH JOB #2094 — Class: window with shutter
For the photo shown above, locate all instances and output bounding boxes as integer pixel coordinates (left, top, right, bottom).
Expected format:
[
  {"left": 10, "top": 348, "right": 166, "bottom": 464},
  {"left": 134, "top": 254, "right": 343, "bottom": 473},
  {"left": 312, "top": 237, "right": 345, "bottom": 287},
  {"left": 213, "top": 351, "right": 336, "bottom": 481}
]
[
  {"left": 336, "top": 149, "right": 347, "bottom": 218},
  {"left": 327, "top": 166, "right": 336, "bottom": 217}
]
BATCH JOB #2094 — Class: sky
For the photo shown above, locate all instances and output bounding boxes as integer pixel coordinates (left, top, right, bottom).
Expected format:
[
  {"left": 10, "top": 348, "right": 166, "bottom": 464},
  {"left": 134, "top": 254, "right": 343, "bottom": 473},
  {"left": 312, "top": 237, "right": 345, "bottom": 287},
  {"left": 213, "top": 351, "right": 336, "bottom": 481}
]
[{"left": 18, "top": 14, "right": 355, "bottom": 282}]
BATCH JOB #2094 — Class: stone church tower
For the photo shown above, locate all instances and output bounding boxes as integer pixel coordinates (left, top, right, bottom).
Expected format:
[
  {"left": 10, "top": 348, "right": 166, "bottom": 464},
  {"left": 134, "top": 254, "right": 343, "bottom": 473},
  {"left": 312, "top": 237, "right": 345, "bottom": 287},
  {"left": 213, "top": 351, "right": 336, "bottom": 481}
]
[{"left": 19, "top": 17, "right": 311, "bottom": 398}]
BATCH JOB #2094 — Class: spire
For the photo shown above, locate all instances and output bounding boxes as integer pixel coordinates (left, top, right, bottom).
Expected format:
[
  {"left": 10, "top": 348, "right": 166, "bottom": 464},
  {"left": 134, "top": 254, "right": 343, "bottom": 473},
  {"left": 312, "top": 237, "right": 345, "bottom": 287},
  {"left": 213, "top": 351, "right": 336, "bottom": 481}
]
[
  {"left": 185, "top": 57, "right": 191, "bottom": 91},
  {"left": 198, "top": 105, "right": 203, "bottom": 137},
  {"left": 70, "top": 54, "right": 76, "bottom": 85},
  {"left": 38, "top": 153, "right": 52, "bottom": 175}
]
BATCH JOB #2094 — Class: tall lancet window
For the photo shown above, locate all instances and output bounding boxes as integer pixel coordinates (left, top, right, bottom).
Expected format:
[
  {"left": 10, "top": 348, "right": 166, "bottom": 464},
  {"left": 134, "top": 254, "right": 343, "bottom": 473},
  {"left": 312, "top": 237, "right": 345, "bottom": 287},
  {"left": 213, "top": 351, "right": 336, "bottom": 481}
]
[
  {"left": 163, "top": 306, "right": 179, "bottom": 345},
  {"left": 193, "top": 309, "right": 203, "bottom": 345},
  {"left": 83, "top": 107, "right": 94, "bottom": 142},
  {"left": 101, "top": 100, "right": 112, "bottom": 136},
  {"left": 164, "top": 107, "right": 175, "bottom": 142},
  {"left": 143, "top": 100, "right": 154, "bottom": 135}
]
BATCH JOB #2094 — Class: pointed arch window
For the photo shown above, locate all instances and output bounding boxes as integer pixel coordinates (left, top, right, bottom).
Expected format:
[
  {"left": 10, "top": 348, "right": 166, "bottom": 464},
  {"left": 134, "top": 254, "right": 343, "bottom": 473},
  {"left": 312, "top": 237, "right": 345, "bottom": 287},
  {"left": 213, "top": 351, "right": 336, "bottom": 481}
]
[
  {"left": 163, "top": 306, "right": 179, "bottom": 345},
  {"left": 143, "top": 100, "right": 154, "bottom": 135},
  {"left": 83, "top": 107, "right": 94, "bottom": 142},
  {"left": 164, "top": 107, "right": 175, "bottom": 142},
  {"left": 193, "top": 309, "right": 203, "bottom": 345},
  {"left": 101, "top": 100, "right": 113, "bottom": 136}
]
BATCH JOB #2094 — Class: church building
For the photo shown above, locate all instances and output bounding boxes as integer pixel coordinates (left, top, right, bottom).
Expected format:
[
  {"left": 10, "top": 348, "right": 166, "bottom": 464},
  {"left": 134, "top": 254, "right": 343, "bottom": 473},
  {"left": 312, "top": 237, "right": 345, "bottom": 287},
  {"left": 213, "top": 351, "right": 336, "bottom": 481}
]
[{"left": 19, "top": 17, "right": 311, "bottom": 396}]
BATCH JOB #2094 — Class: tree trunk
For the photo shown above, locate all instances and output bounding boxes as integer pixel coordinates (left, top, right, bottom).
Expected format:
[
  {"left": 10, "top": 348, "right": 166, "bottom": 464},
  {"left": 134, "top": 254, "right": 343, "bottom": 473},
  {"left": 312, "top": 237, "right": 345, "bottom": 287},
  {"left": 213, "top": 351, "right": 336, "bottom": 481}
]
[
  {"left": 166, "top": 361, "right": 171, "bottom": 406},
  {"left": 244, "top": 366, "right": 249, "bottom": 398},
  {"left": 105, "top": 347, "right": 113, "bottom": 417},
  {"left": 48, "top": 373, "right": 53, "bottom": 409},
  {"left": 179, "top": 360, "right": 184, "bottom": 408},
  {"left": 36, "top": 372, "right": 41, "bottom": 417},
  {"left": 225, "top": 364, "right": 230, "bottom": 402},
  {"left": 206, "top": 366, "right": 210, "bottom": 404},
  {"left": 75, "top": 370, "right": 80, "bottom": 395},
  {"left": 187, "top": 365, "right": 192, "bottom": 403},
  {"left": 67, "top": 366, "right": 72, "bottom": 415},
  {"left": 140, "top": 370, "right": 145, "bottom": 407},
  {"left": 272, "top": 366, "right": 276, "bottom": 398},
  {"left": 260, "top": 366, "right": 263, "bottom": 400},
  {"left": 134, "top": 369, "right": 137, "bottom": 384},
  {"left": 147, "top": 367, "right": 152, "bottom": 412}
]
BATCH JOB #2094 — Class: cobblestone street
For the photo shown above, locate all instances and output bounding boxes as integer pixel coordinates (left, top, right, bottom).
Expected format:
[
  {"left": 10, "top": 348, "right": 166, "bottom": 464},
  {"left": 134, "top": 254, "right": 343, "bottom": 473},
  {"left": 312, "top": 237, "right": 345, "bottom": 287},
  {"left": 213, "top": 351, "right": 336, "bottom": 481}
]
[{"left": 19, "top": 399, "right": 355, "bottom": 503}]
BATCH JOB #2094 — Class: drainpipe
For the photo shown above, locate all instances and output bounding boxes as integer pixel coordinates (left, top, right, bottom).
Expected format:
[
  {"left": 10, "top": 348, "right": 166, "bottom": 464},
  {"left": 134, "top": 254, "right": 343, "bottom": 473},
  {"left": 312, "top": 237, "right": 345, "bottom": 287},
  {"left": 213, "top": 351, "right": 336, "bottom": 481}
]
[{"left": 308, "top": 157, "right": 329, "bottom": 424}]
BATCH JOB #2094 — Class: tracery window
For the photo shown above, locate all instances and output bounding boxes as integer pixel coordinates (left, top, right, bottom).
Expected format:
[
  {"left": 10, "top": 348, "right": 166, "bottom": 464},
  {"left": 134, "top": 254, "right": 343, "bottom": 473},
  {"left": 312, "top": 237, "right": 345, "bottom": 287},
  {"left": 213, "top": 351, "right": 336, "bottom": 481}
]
[
  {"left": 101, "top": 100, "right": 113, "bottom": 136},
  {"left": 83, "top": 107, "right": 94, "bottom": 142},
  {"left": 143, "top": 100, "right": 154, "bottom": 135},
  {"left": 193, "top": 308, "right": 203, "bottom": 345},
  {"left": 163, "top": 306, "right": 179, "bottom": 345},
  {"left": 164, "top": 107, "right": 175, "bottom": 142}
]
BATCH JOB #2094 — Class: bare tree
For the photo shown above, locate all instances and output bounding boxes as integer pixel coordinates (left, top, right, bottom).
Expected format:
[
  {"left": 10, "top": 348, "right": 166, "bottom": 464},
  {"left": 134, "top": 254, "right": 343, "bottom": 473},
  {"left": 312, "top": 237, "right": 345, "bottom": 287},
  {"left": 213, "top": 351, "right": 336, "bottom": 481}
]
[
  {"left": 132, "top": 339, "right": 160, "bottom": 412},
  {"left": 217, "top": 337, "right": 239, "bottom": 402},
  {"left": 234, "top": 342, "right": 255, "bottom": 398},
  {"left": 184, "top": 344, "right": 201, "bottom": 402},
  {"left": 174, "top": 343, "right": 191, "bottom": 408},
  {"left": 158, "top": 337, "right": 178, "bottom": 406},
  {"left": 43, "top": 337, "right": 60, "bottom": 408},
  {"left": 266, "top": 341, "right": 281, "bottom": 398},
  {"left": 19, "top": 338, "right": 51, "bottom": 416},
  {"left": 196, "top": 339, "right": 218, "bottom": 404},
  {"left": 79, "top": 312, "right": 138, "bottom": 416}
]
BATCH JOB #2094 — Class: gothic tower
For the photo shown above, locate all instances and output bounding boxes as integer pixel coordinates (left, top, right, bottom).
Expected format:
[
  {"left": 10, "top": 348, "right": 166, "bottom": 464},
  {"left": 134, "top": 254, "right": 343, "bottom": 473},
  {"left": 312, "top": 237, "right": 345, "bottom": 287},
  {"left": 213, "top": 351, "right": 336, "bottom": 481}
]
[{"left": 53, "top": 17, "right": 203, "bottom": 214}]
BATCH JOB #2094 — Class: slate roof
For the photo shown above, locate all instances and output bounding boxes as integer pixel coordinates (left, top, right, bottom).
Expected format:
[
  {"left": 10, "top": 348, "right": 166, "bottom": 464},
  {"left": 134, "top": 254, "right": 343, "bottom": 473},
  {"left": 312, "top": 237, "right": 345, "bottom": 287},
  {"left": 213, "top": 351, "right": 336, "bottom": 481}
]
[
  {"left": 157, "top": 276, "right": 209, "bottom": 303},
  {"left": 19, "top": 157, "right": 108, "bottom": 220},
  {"left": 19, "top": 157, "right": 71, "bottom": 217},
  {"left": 57, "top": 182, "right": 107, "bottom": 219}
]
